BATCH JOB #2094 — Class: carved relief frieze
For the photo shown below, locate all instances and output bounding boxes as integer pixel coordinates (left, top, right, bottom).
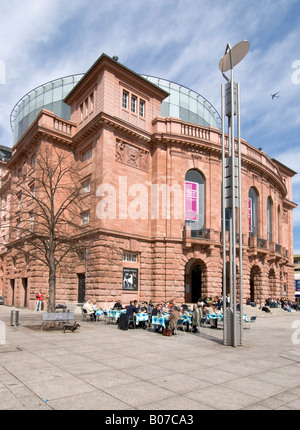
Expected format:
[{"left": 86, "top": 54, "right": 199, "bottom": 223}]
[{"left": 115, "top": 139, "right": 149, "bottom": 172}]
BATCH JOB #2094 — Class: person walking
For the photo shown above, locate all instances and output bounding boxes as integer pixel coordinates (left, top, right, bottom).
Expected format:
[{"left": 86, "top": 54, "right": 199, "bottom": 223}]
[{"left": 35, "top": 290, "right": 43, "bottom": 311}]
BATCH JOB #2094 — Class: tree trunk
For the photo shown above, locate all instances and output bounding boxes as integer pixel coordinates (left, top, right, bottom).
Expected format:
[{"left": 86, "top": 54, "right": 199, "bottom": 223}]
[{"left": 47, "top": 230, "right": 56, "bottom": 313}]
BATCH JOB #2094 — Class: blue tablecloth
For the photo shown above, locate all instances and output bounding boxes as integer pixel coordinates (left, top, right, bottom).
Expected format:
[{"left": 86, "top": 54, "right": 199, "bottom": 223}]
[
  {"left": 180, "top": 314, "right": 192, "bottom": 324},
  {"left": 206, "top": 314, "right": 223, "bottom": 320},
  {"left": 151, "top": 314, "right": 192, "bottom": 328},
  {"left": 100, "top": 309, "right": 126, "bottom": 321},
  {"left": 151, "top": 315, "right": 169, "bottom": 328},
  {"left": 136, "top": 313, "right": 149, "bottom": 325}
]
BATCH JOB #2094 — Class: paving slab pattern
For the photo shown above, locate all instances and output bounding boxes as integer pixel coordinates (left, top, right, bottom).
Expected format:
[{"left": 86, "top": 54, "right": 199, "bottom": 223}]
[{"left": 0, "top": 305, "right": 300, "bottom": 410}]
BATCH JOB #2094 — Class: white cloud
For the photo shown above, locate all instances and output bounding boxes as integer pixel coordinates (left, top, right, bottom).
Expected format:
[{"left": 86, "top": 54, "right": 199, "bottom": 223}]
[{"left": 0, "top": 0, "right": 299, "bottom": 158}]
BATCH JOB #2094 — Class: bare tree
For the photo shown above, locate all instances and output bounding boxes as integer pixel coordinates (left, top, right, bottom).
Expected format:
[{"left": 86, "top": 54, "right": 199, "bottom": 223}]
[{"left": 7, "top": 145, "right": 86, "bottom": 312}]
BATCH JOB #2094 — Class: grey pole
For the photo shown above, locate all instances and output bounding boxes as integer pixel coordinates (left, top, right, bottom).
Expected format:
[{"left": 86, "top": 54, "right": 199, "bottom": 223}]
[
  {"left": 221, "top": 83, "right": 227, "bottom": 343},
  {"left": 237, "top": 83, "right": 243, "bottom": 344},
  {"left": 85, "top": 248, "right": 88, "bottom": 303},
  {"left": 219, "top": 40, "right": 249, "bottom": 346}
]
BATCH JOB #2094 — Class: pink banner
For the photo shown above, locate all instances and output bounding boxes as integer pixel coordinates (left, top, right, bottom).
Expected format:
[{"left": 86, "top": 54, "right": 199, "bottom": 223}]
[
  {"left": 248, "top": 198, "right": 252, "bottom": 232},
  {"left": 185, "top": 182, "right": 198, "bottom": 221}
]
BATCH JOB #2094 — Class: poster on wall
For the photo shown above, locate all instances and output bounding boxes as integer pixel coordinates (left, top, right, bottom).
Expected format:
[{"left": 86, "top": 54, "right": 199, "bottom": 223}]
[
  {"left": 123, "top": 268, "right": 138, "bottom": 291},
  {"left": 248, "top": 197, "right": 252, "bottom": 232},
  {"left": 185, "top": 181, "right": 199, "bottom": 221}
]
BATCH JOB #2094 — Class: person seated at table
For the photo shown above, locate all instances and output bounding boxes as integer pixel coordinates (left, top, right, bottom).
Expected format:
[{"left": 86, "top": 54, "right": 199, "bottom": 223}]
[
  {"left": 126, "top": 300, "right": 139, "bottom": 316},
  {"left": 214, "top": 297, "right": 223, "bottom": 311},
  {"left": 147, "top": 300, "right": 154, "bottom": 314},
  {"left": 167, "top": 306, "right": 181, "bottom": 334},
  {"left": 168, "top": 298, "right": 180, "bottom": 311},
  {"left": 83, "top": 299, "right": 96, "bottom": 321},
  {"left": 113, "top": 300, "right": 123, "bottom": 310},
  {"left": 135, "top": 301, "right": 148, "bottom": 329},
  {"left": 204, "top": 302, "right": 218, "bottom": 328},
  {"left": 146, "top": 300, "right": 154, "bottom": 324},
  {"left": 126, "top": 300, "right": 139, "bottom": 328},
  {"left": 139, "top": 301, "right": 148, "bottom": 312},
  {"left": 92, "top": 299, "right": 98, "bottom": 310},
  {"left": 180, "top": 306, "right": 191, "bottom": 332},
  {"left": 133, "top": 300, "right": 140, "bottom": 311},
  {"left": 205, "top": 302, "right": 215, "bottom": 315},
  {"left": 160, "top": 302, "right": 168, "bottom": 313},
  {"left": 152, "top": 303, "right": 163, "bottom": 333}
]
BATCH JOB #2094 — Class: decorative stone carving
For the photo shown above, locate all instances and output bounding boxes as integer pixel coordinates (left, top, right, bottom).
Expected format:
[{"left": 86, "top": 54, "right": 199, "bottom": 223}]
[{"left": 116, "top": 139, "right": 149, "bottom": 172}]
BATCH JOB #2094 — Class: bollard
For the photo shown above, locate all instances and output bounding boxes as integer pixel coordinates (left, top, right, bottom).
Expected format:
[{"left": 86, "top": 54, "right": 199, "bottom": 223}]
[{"left": 10, "top": 310, "right": 20, "bottom": 326}]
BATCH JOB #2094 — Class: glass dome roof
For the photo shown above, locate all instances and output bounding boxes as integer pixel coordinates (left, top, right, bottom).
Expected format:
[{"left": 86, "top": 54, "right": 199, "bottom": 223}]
[{"left": 10, "top": 70, "right": 221, "bottom": 146}]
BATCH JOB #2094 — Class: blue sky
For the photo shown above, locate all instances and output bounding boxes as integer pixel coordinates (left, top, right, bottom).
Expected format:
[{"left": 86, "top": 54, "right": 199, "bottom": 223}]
[{"left": 0, "top": 0, "right": 300, "bottom": 250}]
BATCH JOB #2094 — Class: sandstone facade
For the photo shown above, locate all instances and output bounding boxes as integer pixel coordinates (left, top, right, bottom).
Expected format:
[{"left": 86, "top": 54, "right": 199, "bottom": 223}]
[{"left": 0, "top": 54, "right": 297, "bottom": 309}]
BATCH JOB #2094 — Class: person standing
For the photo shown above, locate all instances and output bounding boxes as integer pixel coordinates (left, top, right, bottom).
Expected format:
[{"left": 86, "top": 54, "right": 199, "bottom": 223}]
[{"left": 35, "top": 290, "right": 43, "bottom": 311}]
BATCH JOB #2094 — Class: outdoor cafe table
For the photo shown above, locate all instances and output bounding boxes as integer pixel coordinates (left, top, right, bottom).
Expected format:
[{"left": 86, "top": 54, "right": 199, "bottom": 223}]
[
  {"left": 136, "top": 313, "right": 149, "bottom": 325},
  {"left": 151, "top": 314, "right": 169, "bottom": 328},
  {"left": 94, "top": 309, "right": 104, "bottom": 321},
  {"left": 151, "top": 313, "right": 192, "bottom": 329},
  {"left": 206, "top": 313, "right": 223, "bottom": 328},
  {"left": 97, "top": 309, "right": 126, "bottom": 322}
]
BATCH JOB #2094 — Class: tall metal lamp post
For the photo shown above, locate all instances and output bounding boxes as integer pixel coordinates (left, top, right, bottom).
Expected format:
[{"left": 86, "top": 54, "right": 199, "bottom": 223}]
[{"left": 219, "top": 41, "right": 249, "bottom": 347}]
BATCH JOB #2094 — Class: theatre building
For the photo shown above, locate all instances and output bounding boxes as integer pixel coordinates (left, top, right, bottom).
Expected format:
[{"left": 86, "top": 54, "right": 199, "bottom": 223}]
[{"left": 0, "top": 53, "right": 297, "bottom": 309}]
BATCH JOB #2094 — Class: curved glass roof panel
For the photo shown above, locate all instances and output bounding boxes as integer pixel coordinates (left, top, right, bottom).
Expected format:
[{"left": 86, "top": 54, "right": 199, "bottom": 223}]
[
  {"left": 10, "top": 74, "right": 84, "bottom": 144},
  {"left": 142, "top": 75, "right": 221, "bottom": 130}
]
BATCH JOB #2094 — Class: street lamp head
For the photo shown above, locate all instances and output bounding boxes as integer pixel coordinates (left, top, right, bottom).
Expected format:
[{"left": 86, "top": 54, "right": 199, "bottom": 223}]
[{"left": 219, "top": 40, "right": 250, "bottom": 74}]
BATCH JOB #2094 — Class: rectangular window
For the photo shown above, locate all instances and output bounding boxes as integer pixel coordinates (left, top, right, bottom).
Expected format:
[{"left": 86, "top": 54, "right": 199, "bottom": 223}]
[
  {"left": 85, "top": 99, "right": 89, "bottom": 117},
  {"left": 90, "top": 93, "right": 94, "bottom": 112},
  {"left": 81, "top": 178, "right": 91, "bottom": 194},
  {"left": 80, "top": 104, "right": 84, "bottom": 120},
  {"left": 81, "top": 210, "right": 90, "bottom": 225},
  {"left": 139, "top": 100, "right": 145, "bottom": 117},
  {"left": 123, "top": 252, "right": 138, "bottom": 263},
  {"left": 82, "top": 148, "right": 92, "bottom": 162},
  {"left": 122, "top": 91, "right": 128, "bottom": 109},
  {"left": 131, "top": 96, "right": 137, "bottom": 113}
]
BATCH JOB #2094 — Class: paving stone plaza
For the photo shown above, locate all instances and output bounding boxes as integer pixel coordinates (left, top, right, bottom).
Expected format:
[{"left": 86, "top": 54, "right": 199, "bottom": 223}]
[{"left": 0, "top": 305, "right": 300, "bottom": 411}]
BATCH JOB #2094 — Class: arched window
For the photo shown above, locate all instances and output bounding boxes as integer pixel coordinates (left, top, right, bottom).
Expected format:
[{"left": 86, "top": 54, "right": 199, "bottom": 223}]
[
  {"left": 248, "top": 187, "right": 258, "bottom": 236},
  {"left": 267, "top": 197, "right": 273, "bottom": 242},
  {"left": 185, "top": 169, "right": 205, "bottom": 229}
]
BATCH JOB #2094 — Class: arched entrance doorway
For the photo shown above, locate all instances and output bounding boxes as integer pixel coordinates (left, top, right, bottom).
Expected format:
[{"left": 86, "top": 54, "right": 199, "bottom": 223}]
[
  {"left": 185, "top": 259, "right": 206, "bottom": 303},
  {"left": 191, "top": 265, "right": 202, "bottom": 303},
  {"left": 250, "top": 265, "right": 261, "bottom": 302},
  {"left": 268, "top": 268, "right": 276, "bottom": 298}
]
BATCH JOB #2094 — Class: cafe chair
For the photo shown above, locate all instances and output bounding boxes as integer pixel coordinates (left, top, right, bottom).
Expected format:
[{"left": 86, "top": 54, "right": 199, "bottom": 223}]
[
  {"left": 244, "top": 315, "right": 257, "bottom": 329},
  {"left": 199, "top": 317, "right": 209, "bottom": 335},
  {"left": 103, "top": 310, "right": 113, "bottom": 324},
  {"left": 128, "top": 316, "right": 136, "bottom": 329},
  {"left": 81, "top": 308, "right": 88, "bottom": 321},
  {"left": 174, "top": 318, "right": 186, "bottom": 336}
]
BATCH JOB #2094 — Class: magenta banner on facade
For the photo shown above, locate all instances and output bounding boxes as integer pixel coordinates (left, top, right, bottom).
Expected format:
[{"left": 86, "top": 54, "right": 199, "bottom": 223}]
[
  {"left": 185, "top": 181, "right": 198, "bottom": 221},
  {"left": 248, "top": 197, "right": 252, "bottom": 232}
]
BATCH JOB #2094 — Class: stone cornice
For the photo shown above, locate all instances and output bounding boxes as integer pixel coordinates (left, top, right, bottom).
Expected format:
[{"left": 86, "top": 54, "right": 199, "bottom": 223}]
[
  {"left": 151, "top": 117, "right": 289, "bottom": 198},
  {"left": 72, "top": 111, "right": 152, "bottom": 146},
  {"left": 8, "top": 109, "right": 76, "bottom": 168}
]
